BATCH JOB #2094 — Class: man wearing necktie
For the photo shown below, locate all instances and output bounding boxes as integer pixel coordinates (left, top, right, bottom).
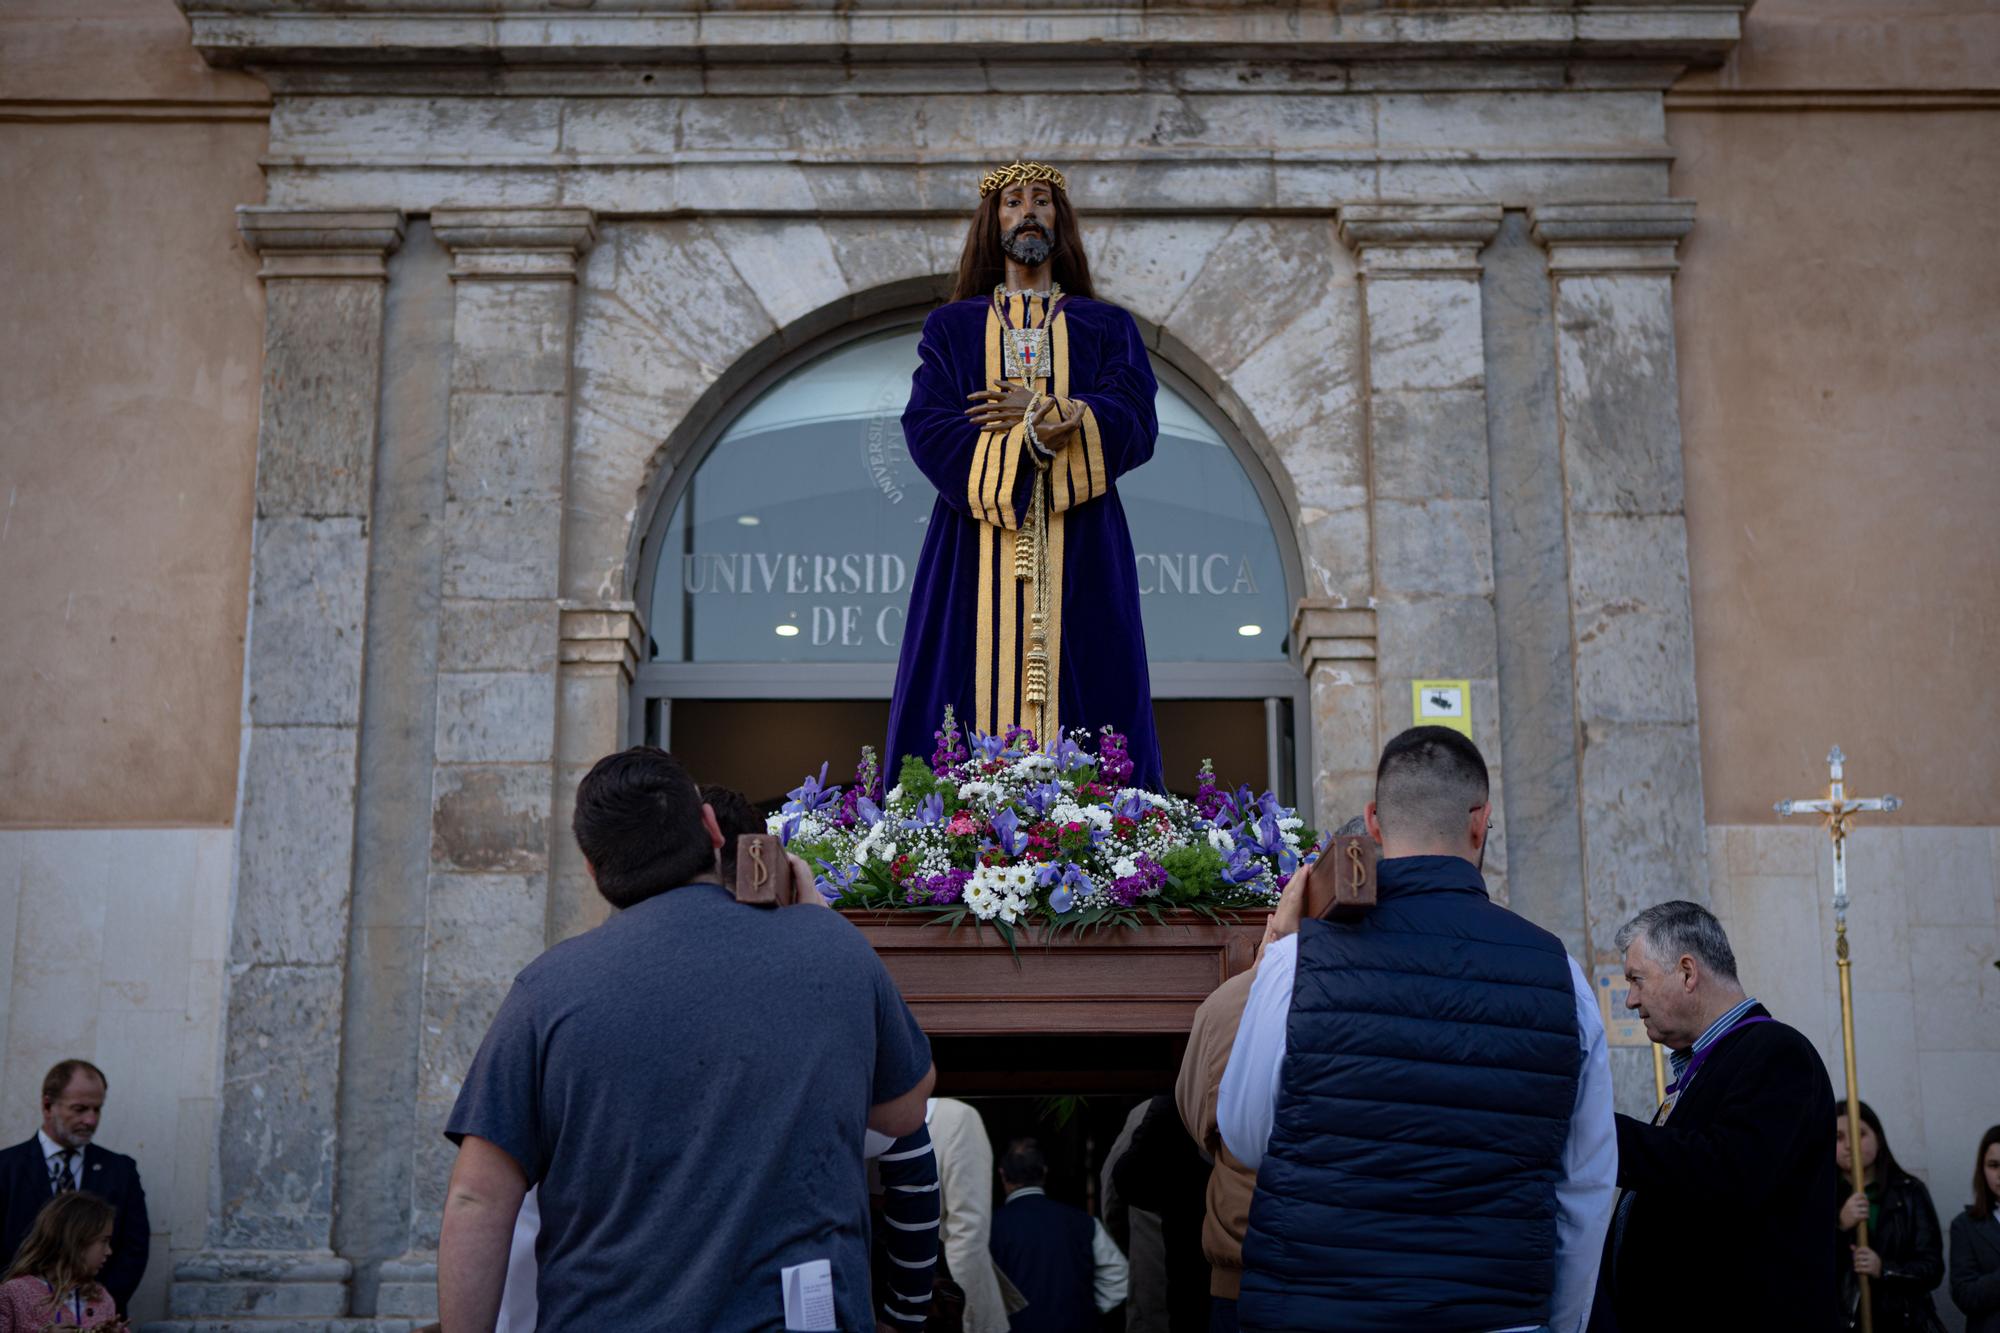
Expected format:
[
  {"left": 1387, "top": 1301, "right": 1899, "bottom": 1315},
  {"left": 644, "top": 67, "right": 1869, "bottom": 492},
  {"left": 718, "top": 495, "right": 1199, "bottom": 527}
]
[
  {"left": 1592, "top": 902, "right": 1839, "bottom": 1333},
  {"left": 0, "top": 1060, "right": 150, "bottom": 1315}
]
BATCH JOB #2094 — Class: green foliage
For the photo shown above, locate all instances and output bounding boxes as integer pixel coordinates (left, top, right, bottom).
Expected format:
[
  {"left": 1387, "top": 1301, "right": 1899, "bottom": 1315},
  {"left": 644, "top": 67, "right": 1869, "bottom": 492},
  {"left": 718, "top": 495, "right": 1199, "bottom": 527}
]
[
  {"left": 896, "top": 755, "right": 942, "bottom": 800},
  {"left": 1158, "top": 842, "right": 1227, "bottom": 903}
]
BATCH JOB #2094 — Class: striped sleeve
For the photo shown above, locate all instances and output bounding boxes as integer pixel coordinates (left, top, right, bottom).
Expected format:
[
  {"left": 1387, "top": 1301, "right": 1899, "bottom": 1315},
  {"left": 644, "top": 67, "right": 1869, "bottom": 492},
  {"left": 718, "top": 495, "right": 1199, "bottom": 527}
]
[{"left": 876, "top": 1124, "right": 940, "bottom": 1327}]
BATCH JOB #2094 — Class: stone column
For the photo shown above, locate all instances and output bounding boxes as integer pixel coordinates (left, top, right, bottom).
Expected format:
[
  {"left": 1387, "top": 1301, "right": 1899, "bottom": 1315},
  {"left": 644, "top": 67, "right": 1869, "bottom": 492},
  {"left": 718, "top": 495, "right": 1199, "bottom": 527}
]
[
  {"left": 170, "top": 208, "right": 404, "bottom": 1323},
  {"left": 548, "top": 601, "right": 648, "bottom": 944},
  {"left": 1293, "top": 600, "right": 1378, "bottom": 831},
  {"left": 1337, "top": 203, "right": 1511, "bottom": 897},
  {"left": 1532, "top": 201, "right": 1707, "bottom": 1107},
  {"left": 373, "top": 210, "right": 595, "bottom": 1320}
]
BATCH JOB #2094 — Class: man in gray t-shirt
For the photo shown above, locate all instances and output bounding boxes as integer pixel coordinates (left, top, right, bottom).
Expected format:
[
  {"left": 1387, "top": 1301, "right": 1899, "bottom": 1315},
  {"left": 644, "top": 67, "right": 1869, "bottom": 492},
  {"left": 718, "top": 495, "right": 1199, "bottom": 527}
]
[{"left": 438, "top": 747, "right": 935, "bottom": 1331}]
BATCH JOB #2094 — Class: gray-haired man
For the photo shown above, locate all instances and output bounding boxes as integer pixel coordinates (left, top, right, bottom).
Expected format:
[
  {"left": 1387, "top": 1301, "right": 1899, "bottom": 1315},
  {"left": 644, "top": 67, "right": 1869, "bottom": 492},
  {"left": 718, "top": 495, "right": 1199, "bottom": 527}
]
[{"left": 1600, "top": 900, "right": 1838, "bottom": 1333}]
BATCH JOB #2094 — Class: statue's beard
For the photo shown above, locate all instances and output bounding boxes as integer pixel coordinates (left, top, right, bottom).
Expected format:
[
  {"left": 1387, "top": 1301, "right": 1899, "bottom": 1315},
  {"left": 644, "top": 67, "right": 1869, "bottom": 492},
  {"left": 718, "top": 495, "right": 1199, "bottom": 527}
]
[{"left": 1000, "top": 221, "right": 1053, "bottom": 269}]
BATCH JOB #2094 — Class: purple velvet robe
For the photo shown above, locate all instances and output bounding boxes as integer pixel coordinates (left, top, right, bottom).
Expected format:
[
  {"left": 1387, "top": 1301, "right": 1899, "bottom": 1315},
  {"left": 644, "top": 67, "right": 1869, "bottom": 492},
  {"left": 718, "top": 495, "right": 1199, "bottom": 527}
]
[{"left": 886, "top": 295, "right": 1165, "bottom": 789}]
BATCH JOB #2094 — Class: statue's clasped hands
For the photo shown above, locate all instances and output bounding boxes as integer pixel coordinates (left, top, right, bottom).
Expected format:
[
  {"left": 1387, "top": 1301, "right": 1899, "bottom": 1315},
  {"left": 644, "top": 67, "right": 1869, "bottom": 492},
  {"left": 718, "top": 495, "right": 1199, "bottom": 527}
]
[{"left": 966, "top": 381, "right": 1084, "bottom": 446}]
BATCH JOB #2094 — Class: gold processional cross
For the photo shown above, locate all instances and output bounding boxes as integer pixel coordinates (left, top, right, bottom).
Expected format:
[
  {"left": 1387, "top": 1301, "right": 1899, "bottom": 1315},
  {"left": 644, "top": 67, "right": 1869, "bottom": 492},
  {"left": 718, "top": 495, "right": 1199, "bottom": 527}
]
[{"left": 1777, "top": 745, "right": 1901, "bottom": 1333}]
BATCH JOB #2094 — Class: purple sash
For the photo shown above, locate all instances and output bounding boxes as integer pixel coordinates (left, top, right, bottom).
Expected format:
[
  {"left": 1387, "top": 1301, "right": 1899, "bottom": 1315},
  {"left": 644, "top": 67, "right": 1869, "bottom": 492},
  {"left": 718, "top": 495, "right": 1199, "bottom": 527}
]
[{"left": 1667, "top": 1013, "right": 1773, "bottom": 1095}]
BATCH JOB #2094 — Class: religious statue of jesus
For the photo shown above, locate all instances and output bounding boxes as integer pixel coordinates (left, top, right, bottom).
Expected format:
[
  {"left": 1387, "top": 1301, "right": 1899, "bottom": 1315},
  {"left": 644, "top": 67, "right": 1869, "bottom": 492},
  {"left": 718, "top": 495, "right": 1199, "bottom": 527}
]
[{"left": 886, "top": 160, "right": 1165, "bottom": 790}]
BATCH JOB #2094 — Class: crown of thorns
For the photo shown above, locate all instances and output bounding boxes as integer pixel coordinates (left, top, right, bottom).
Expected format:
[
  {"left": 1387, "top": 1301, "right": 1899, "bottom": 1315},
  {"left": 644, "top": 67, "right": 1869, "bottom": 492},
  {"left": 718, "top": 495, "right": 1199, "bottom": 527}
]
[{"left": 979, "top": 160, "right": 1068, "bottom": 198}]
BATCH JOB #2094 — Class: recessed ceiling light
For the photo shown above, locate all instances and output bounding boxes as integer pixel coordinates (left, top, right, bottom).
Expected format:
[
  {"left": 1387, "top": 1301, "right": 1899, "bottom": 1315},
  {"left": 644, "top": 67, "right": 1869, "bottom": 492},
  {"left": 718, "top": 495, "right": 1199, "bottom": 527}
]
[
  {"left": 1237, "top": 624, "right": 1262, "bottom": 637},
  {"left": 737, "top": 514, "right": 761, "bottom": 526},
  {"left": 774, "top": 624, "right": 800, "bottom": 637}
]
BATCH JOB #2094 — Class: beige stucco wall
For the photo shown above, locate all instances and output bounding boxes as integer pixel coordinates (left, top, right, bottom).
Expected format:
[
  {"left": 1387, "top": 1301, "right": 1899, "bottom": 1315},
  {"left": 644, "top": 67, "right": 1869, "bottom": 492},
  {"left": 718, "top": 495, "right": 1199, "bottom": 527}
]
[
  {"left": 0, "top": 4, "right": 269, "bottom": 1317},
  {"left": 1670, "top": 2, "right": 2000, "bottom": 827},
  {"left": 0, "top": 0, "right": 267, "bottom": 827}
]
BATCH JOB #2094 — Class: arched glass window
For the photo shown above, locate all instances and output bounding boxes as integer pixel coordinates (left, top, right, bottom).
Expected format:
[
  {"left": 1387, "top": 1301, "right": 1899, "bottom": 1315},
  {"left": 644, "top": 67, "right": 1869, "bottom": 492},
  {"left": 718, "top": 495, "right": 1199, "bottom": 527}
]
[{"left": 634, "top": 320, "right": 1309, "bottom": 804}]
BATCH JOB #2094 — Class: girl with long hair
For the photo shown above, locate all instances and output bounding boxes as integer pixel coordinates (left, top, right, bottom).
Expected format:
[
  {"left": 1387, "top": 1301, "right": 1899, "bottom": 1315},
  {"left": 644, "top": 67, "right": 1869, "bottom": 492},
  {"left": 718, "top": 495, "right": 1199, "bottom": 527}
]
[
  {"left": 1836, "top": 1101, "right": 1945, "bottom": 1332},
  {"left": 1949, "top": 1123, "right": 2000, "bottom": 1333},
  {"left": 0, "top": 1191, "right": 121, "bottom": 1329}
]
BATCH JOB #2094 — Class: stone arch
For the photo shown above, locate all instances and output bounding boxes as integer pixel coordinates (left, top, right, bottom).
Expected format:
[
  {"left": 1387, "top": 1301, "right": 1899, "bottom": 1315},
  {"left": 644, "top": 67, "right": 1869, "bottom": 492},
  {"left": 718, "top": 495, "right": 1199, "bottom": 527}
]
[{"left": 565, "top": 213, "right": 1367, "bottom": 613}]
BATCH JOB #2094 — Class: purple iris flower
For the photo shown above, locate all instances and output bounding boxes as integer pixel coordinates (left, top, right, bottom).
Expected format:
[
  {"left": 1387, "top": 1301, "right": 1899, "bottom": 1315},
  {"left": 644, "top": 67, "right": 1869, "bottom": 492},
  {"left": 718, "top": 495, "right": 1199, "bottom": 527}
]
[
  {"left": 854, "top": 795, "right": 884, "bottom": 828},
  {"left": 815, "top": 860, "right": 860, "bottom": 901},
  {"left": 1111, "top": 789, "right": 1151, "bottom": 821},
  {"left": 1244, "top": 811, "right": 1288, "bottom": 858},
  {"left": 1224, "top": 846, "right": 1265, "bottom": 885},
  {"left": 783, "top": 762, "right": 843, "bottom": 816},
  {"left": 901, "top": 792, "right": 945, "bottom": 831},
  {"left": 1051, "top": 736, "right": 1090, "bottom": 773},
  {"left": 989, "top": 807, "right": 1029, "bottom": 858},
  {"left": 1020, "top": 781, "right": 1063, "bottom": 817},
  {"left": 777, "top": 812, "right": 803, "bottom": 846},
  {"left": 972, "top": 732, "right": 1008, "bottom": 762}
]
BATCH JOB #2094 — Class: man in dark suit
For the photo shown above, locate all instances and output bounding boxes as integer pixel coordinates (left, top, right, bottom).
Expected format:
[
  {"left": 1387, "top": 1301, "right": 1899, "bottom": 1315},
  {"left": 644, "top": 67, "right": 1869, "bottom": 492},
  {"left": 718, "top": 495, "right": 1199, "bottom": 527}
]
[
  {"left": 989, "top": 1139, "right": 1127, "bottom": 1333},
  {"left": 0, "top": 1060, "right": 149, "bottom": 1313},
  {"left": 1601, "top": 901, "right": 1837, "bottom": 1332}
]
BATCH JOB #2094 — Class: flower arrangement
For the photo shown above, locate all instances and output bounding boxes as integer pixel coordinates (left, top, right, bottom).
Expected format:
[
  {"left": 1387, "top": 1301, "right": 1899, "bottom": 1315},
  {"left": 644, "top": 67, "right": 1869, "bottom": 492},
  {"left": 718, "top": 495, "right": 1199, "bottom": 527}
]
[{"left": 769, "top": 708, "right": 1316, "bottom": 942}]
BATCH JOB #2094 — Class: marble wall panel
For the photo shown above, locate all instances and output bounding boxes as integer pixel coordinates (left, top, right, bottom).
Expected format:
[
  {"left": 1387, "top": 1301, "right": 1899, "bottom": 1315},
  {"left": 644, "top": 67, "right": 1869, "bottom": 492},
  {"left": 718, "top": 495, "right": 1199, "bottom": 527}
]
[
  {"left": 445, "top": 392, "right": 570, "bottom": 503},
  {"left": 245, "top": 517, "right": 369, "bottom": 728},
  {"left": 1553, "top": 274, "right": 1685, "bottom": 517},
  {"left": 231, "top": 727, "right": 361, "bottom": 968},
  {"left": 432, "top": 671, "right": 559, "bottom": 766},
  {"left": 253, "top": 281, "right": 389, "bottom": 521}
]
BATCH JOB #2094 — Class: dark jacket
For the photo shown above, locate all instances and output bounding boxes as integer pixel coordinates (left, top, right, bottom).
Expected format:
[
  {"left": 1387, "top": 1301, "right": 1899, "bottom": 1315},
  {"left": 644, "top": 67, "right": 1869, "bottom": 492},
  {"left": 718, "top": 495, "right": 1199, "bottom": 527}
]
[
  {"left": 1608, "top": 1009, "right": 1838, "bottom": 1333},
  {"left": 990, "top": 1190, "right": 1099, "bottom": 1333},
  {"left": 1109, "top": 1094, "right": 1209, "bottom": 1333},
  {"left": 1841, "top": 1171, "right": 1944, "bottom": 1332},
  {"left": 0, "top": 1137, "right": 150, "bottom": 1312},
  {"left": 1950, "top": 1208, "right": 2000, "bottom": 1333},
  {"left": 1239, "top": 855, "right": 1582, "bottom": 1332}
]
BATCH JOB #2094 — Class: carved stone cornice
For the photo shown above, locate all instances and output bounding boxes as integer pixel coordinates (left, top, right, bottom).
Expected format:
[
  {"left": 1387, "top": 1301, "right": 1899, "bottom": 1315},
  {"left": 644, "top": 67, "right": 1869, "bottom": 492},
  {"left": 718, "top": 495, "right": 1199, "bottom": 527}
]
[
  {"left": 179, "top": 4, "right": 1750, "bottom": 70},
  {"left": 558, "top": 600, "right": 645, "bottom": 680},
  {"left": 1338, "top": 202, "right": 1503, "bottom": 279},
  {"left": 235, "top": 206, "right": 404, "bottom": 280},
  {"left": 431, "top": 207, "right": 597, "bottom": 281},
  {"left": 1530, "top": 200, "right": 1696, "bottom": 275},
  {"left": 1291, "top": 600, "right": 1377, "bottom": 678}
]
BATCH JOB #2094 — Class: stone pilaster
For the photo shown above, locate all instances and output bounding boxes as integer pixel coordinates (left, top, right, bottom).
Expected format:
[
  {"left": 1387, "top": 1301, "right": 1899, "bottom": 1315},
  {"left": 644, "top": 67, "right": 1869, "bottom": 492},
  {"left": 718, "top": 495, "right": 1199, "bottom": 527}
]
[
  {"left": 169, "top": 207, "right": 404, "bottom": 1323},
  {"left": 1338, "top": 203, "right": 1510, "bottom": 897},
  {"left": 379, "top": 210, "right": 595, "bottom": 1310},
  {"left": 548, "top": 601, "right": 647, "bottom": 944},
  {"left": 1532, "top": 200, "right": 1707, "bottom": 1107},
  {"left": 1292, "top": 600, "right": 1377, "bottom": 831}
]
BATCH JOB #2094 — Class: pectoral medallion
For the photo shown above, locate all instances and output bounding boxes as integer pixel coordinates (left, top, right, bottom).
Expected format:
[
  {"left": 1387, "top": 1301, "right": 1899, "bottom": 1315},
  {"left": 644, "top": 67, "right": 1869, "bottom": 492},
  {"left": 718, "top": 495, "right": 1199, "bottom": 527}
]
[{"left": 1003, "top": 326, "right": 1049, "bottom": 381}]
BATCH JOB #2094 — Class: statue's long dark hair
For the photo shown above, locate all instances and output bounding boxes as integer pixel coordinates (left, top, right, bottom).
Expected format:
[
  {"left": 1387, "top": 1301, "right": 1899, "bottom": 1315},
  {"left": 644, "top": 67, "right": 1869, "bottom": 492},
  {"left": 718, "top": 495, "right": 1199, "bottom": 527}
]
[{"left": 949, "top": 187, "right": 1096, "bottom": 302}]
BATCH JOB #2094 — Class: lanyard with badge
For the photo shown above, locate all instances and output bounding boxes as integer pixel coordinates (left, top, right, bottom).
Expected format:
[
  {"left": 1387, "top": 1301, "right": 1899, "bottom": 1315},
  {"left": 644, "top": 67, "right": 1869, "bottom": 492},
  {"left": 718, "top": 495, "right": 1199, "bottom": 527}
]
[{"left": 1651, "top": 1014, "right": 1773, "bottom": 1124}]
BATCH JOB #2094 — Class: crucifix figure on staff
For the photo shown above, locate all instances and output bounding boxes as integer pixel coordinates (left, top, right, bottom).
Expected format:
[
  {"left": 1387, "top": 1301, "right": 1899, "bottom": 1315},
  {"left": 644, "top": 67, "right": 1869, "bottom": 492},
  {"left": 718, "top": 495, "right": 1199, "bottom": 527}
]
[{"left": 1779, "top": 745, "right": 1903, "bottom": 1333}]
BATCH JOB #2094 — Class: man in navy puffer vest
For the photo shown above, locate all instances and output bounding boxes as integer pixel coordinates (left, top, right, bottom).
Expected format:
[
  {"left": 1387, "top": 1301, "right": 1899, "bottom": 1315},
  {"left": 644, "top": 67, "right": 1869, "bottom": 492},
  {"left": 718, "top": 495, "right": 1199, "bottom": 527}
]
[{"left": 1218, "top": 727, "right": 1617, "bottom": 1332}]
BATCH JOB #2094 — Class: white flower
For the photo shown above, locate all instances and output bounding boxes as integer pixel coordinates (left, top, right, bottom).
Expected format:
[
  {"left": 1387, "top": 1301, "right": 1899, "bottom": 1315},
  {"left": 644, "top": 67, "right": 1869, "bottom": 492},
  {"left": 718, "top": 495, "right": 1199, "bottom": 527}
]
[
  {"left": 886, "top": 784, "right": 906, "bottom": 807},
  {"left": 1112, "top": 856, "right": 1138, "bottom": 880},
  {"left": 1278, "top": 816, "right": 1304, "bottom": 831},
  {"left": 1083, "top": 806, "right": 1113, "bottom": 831},
  {"left": 1013, "top": 753, "right": 1057, "bottom": 779},
  {"left": 1208, "top": 827, "right": 1236, "bottom": 854}
]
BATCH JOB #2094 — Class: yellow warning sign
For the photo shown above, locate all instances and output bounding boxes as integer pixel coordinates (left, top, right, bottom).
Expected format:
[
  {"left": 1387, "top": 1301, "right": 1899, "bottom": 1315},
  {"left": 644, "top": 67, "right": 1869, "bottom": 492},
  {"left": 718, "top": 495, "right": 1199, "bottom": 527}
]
[{"left": 1411, "top": 680, "right": 1472, "bottom": 738}]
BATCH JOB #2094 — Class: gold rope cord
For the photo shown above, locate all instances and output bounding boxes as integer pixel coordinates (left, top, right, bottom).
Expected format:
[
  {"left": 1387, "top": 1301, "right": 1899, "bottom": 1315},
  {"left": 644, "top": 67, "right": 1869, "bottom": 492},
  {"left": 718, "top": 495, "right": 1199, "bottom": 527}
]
[{"left": 972, "top": 308, "right": 1003, "bottom": 733}]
